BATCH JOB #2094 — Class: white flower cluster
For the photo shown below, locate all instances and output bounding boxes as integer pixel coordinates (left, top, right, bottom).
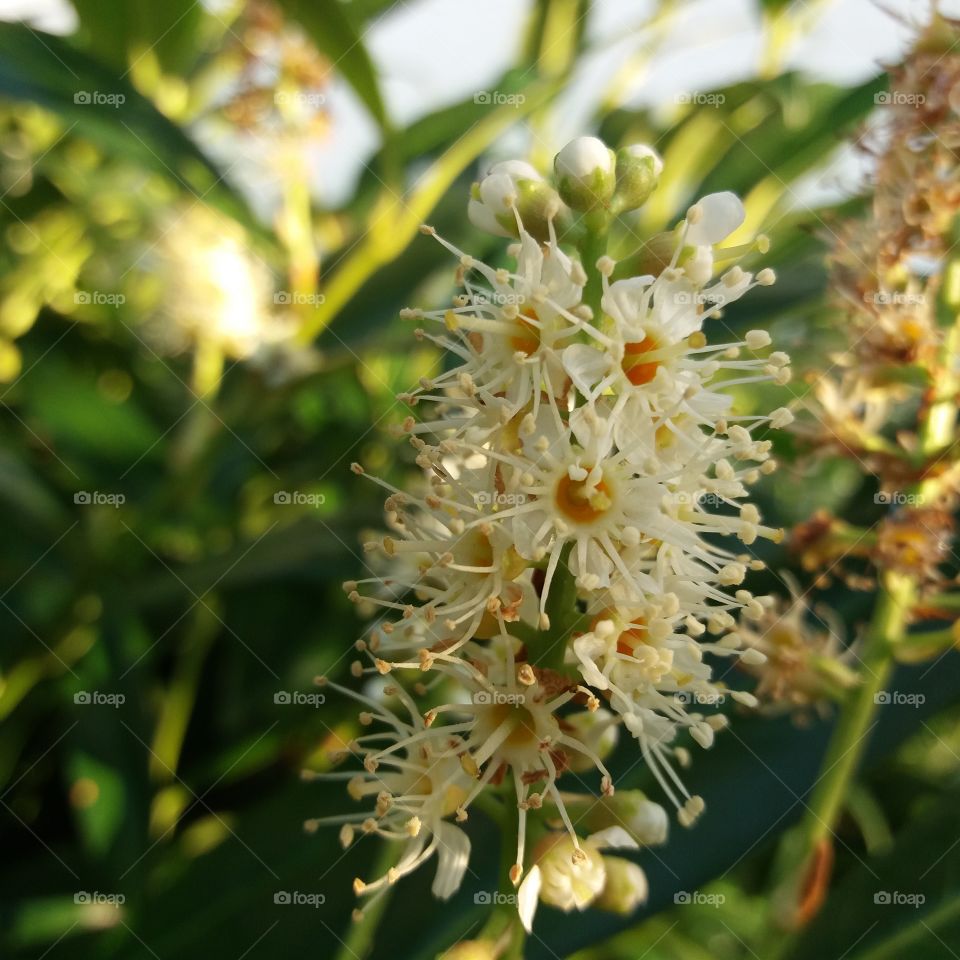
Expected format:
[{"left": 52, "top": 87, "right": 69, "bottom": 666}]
[{"left": 314, "top": 137, "right": 792, "bottom": 932}]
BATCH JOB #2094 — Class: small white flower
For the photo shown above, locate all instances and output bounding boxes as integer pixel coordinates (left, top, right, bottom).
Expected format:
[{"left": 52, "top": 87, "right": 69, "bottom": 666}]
[{"left": 517, "top": 828, "right": 638, "bottom": 932}]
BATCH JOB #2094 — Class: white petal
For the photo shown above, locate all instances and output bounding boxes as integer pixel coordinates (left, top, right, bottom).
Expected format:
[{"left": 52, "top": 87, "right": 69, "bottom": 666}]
[
  {"left": 686, "top": 192, "right": 745, "bottom": 246},
  {"left": 479, "top": 172, "right": 520, "bottom": 212},
  {"left": 573, "top": 633, "right": 611, "bottom": 690},
  {"left": 563, "top": 344, "right": 610, "bottom": 396},
  {"left": 517, "top": 865, "right": 542, "bottom": 933},
  {"left": 431, "top": 823, "right": 471, "bottom": 899},
  {"left": 587, "top": 826, "right": 640, "bottom": 851},
  {"left": 489, "top": 159, "right": 542, "bottom": 182},
  {"left": 468, "top": 198, "right": 512, "bottom": 238},
  {"left": 602, "top": 275, "right": 654, "bottom": 325}
]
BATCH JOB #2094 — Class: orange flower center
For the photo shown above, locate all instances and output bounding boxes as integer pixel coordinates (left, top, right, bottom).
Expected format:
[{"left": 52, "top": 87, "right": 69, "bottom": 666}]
[
  {"left": 622, "top": 334, "right": 661, "bottom": 385},
  {"left": 510, "top": 309, "right": 541, "bottom": 355},
  {"left": 616, "top": 623, "right": 649, "bottom": 656},
  {"left": 554, "top": 471, "right": 613, "bottom": 524}
]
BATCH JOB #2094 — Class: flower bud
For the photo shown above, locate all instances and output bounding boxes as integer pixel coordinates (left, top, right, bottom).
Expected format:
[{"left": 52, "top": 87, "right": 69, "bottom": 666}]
[
  {"left": 613, "top": 144, "right": 662, "bottom": 212},
  {"left": 535, "top": 834, "right": 606, "bottom": 912},
  {"left": 554, "top": 136, "right": 616, "bottom": 211},
  {"left": 469, "top": 160, "right": 568, "bottom": 242},
  {"left": 564, "top": 708, "right": 619, "bottom": 773},
  {"left": 576, "top": 791, "right": 669, "bottom": 846},
  {"left": 595, "top": 856, "right": 648, "bottom": 915}
]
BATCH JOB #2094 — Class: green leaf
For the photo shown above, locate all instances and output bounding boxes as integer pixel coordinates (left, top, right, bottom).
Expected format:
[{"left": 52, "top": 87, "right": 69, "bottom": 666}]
[
  {"left": 70, "top": 0, "right": 211, "bottom": 74},
  {"left": 24, "top": 357, "right": 160, "bottom": 462},
  {"left": 275, "top": 0, "right": 389, "bottom": 131},
  {"left": 0, "top": 24, "right": 261, "bottom": 235}
]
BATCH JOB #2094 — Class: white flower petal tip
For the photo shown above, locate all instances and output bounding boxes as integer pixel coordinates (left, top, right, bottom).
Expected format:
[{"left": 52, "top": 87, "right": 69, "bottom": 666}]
[
  {"left": 685, "top": 192, "right": 746, "bottom": 246},
  {"left": 517, "top": 865, "right": 542, "bottom": 933}
]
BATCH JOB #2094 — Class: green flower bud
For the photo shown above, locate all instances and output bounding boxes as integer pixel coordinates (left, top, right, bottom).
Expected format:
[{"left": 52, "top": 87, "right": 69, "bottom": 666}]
[
  {"left": 564, "top": 708, "right": 619, "bottom": 773},
  {"left": 595, "top": 856, "right": 649, "bottom": 915},
  {"left": 554, "top": 136, "right": 616, "bottom": 212},
  {"left": 575, "top": 791, "right": 669, "bottom": 846},
  {"left": 613, "top": 144, "right": 663, "bottom": 213},
  {"left": 467, "top": 160, "right": 568, "bottom": 242}
]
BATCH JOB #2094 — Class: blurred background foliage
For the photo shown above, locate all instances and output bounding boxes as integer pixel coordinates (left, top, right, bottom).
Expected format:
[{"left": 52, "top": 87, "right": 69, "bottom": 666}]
[{"left": 0, "top": 0, "right": 958, "bottom": 958}]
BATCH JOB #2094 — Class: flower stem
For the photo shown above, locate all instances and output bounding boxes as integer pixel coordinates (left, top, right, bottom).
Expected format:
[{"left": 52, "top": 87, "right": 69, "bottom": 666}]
[
  {"left": 334, "top": 841, "right": 397, "bottom": 960},
  {"left": 477, "top": 791, "right": 525, "bottom": 958},
  {"left": 769, "top": 300, "right": 960, "bottom": 938},
  {"left": 579, "top": 211, "right": 608, "bottom": 321}
]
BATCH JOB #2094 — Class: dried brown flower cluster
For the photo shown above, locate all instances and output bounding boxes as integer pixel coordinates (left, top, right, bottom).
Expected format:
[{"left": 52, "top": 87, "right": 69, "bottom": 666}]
[{"left": 795, "top": 14, "right": 960, "bottom": 599}]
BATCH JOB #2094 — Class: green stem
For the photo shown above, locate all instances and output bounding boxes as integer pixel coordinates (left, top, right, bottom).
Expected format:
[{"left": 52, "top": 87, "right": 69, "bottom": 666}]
[
  {"left": 769, "top": 301, "right": 960, "bottom": 942},
  {"left": 528, "top": 542, "right": 580, "bottom": 675},
  {"left": 334, "top": 841, "right": 398, "bottom": 960},
  {"left": 578, "top": 212, "right": 608, "bottom": 322},
  {"left": 476, "top": 792, "right": 525, "bottom": 958},
  {"left": 852, "top": 896, "right": 960, "bottom": 960},
  {"left": 800, "top": 573, "right": 914, "bottom": 848}
]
